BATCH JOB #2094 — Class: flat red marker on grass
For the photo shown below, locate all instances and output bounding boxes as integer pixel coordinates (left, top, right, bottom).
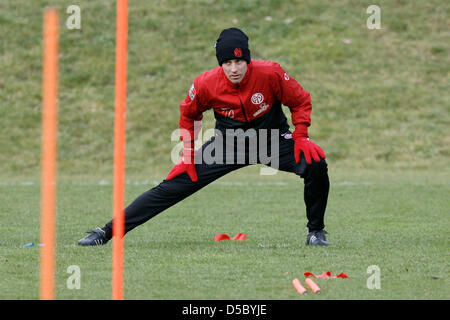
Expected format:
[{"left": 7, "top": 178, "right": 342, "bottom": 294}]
[
  {"left": 232, "top": 233, "right": 247, "bottom": 241},
  {"left": 214, "top": 233, "right": 247, "bottom": 241},
  {"left": 214, "top": 234, "right": 231, "bottom": 241}
]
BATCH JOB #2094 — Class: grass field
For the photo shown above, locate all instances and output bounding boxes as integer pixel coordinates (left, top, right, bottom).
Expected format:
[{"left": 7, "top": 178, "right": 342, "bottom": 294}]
[
  {"left": 0, "top": 167, "right": 448, "bottom": 300},
  {"left": 0, "top": 0, "right": 448, "bottom": 301}
]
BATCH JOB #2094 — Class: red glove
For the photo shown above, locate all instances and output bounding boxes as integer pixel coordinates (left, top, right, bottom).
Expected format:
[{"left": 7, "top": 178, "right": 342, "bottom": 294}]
[
  {"left": 292, "top": 130, "right": 326, "bottom": 164},
  {"left": 167, "top": 142, "right": 198, "bottom": 182}
]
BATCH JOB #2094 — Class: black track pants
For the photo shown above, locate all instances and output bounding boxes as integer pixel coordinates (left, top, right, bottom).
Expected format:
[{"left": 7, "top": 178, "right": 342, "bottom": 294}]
[{"left": 103, "top": 133, "right": 329, "bottom": 239}]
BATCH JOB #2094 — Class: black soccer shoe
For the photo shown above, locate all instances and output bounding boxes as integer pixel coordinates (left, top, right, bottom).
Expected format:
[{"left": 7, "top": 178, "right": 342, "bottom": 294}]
[
  {"left": 78, "top": 227, "right": 109, "bottom": 246},
  {"left": 305, "top": 230, "right": 330, "bottom": 246}
]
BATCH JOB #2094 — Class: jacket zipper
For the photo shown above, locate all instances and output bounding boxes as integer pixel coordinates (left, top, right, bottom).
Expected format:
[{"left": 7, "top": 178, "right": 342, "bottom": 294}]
[
  {"left": 239, "top": 97, "right": 248, "bottom": 122},
  {"left": 236, "top": 85, "right": 248, "bottom": 122}
]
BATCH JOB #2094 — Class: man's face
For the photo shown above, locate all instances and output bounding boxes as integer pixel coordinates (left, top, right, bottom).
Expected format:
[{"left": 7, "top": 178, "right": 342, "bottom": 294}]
[{"left": 222, "top": 59, "right": 248, "bottom": 84}]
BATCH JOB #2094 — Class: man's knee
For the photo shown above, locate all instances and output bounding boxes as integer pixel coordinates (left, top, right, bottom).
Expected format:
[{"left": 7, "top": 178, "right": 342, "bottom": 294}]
[
  {"left": 309, "top": 158, "right": 328, "bottom": 177},
  {"left": 295, "top": 155, "right": 328, "bottom": 178}
]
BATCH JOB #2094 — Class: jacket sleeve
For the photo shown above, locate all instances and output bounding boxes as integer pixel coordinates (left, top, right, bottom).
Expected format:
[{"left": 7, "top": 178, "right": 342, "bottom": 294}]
[
  {"left": 179, "top": 78, "right": 209, "bottom": 142},
  {"left": 271, "top": 63, "right": 311, "bottom": 137}
]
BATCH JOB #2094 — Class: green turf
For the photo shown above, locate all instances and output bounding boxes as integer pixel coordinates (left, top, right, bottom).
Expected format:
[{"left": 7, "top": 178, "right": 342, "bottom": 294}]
[{"left": 0, "top": 167, "right": 448, "bottom": 299}]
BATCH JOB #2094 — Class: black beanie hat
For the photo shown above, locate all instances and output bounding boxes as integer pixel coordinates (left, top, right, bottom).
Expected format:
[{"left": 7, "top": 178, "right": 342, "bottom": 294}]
[{"left": 215, "top": 28, "right": 251, "bottom": 65}]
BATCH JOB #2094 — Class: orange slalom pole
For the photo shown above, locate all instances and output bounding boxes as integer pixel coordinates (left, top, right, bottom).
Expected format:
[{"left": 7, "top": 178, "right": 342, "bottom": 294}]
[
  {"left": 39, "top": 8, "right": 59, "bottom": 300},
  {"left": 292, "top": 278, "right": 307, "bottom": 295},
  {"left": 305, "top": 278, "right": 321, "bottom": 294},
  {"left": 112, "top": 0, "right": 129, "bottom": 300}
]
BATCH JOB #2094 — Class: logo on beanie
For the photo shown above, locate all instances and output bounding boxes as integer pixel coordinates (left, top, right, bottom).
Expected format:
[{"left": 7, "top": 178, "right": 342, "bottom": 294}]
[{"left": 234, "top": 48, "right": 243, "bottom": 58}]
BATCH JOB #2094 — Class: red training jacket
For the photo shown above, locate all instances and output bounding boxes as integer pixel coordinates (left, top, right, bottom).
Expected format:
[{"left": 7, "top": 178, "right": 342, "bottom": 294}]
[{"left": 179, "top": 60, "right": 312, "bottom": 141}]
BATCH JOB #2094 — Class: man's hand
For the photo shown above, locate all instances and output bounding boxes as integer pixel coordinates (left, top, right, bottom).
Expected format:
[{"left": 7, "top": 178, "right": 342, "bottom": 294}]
[
  {"left": 292, "top": 131, "right": 326, "bottom": 165},
  {"left": 166, "top": 144, "right": 198, "bottom": 182}
]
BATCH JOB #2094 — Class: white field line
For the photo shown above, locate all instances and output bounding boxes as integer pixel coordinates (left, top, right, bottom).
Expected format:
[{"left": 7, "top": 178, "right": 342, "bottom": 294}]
[
  {"left": 1, "top": 180, "right": 448, "bottom": 187},
  {"left": 0, "top": 180, "right": 378, "bottom": 187}
]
